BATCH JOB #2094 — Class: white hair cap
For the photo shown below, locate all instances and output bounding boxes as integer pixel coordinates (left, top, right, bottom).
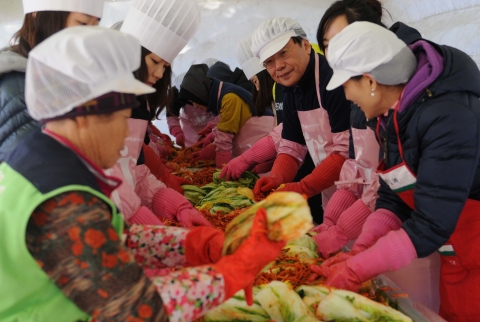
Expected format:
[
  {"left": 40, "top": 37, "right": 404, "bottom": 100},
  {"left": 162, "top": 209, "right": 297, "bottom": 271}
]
[
  {"left": 327, "top": 21, "right": 417, "bottom": 90},
  {"left": 121, "top": 0, "right": 201, "bottom": 64},
  {"left": 22, "top": 0, "right": 104, "bottom": 18},
  {"left": 251, "top": 17, "right": 307, "bottom": 63},
  {"left": 236, "top": 35, "right": 264, "bottom": 80},
  {"left": 26, "top": 26, "right": 154, "bottom": 121}
]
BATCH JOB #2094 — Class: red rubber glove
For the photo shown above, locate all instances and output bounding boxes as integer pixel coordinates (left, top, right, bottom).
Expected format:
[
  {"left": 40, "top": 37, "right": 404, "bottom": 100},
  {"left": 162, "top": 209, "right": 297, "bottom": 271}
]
[
  {"left": 192, "top": 143, "right": 216, "bottom": 164},
  {"left": 143, "top": 144, "right": 191, "bottom": 194},
  {"left": 196, "top": 132, "right": 215, "bottom": 148},
  {"left": 197, "top": 124, "right": 215, "bottom": 136},
  {"left": 277, "top": 153, "right": 346, "bottom": 198},
  {"left": 251, "top": 160, "right": 275, "bottom": 175},
  {"left": 171, "top": 126, "right": 185, "bottom": 148},
  {"left": 151, "top": 188, "right": 212, "bottom": 228},
  {"left": 185, "top": 227, "right": 225, "bottom": 266},
  {"left": 220, "top": 136, "right": 277, "bottom": 181},
  {"left": 314, "top": 199, "right": 372, "bottom": 259},
  {"left": 253, "top": 154, "right": 300, "bottom": 195},
  {"left": 212, "top": 208, "right": 285, "bottom": 304}
]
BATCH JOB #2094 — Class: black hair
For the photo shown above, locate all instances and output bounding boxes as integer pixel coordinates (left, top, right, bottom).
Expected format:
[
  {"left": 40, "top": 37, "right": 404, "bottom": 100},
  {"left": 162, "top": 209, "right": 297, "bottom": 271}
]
[
  {"left": 251, "top": 69, "right": 275, "bottom": 116},
  {"left": 291, "top": 36, "right": 304, "bottom": 46},
  {"left": 317, "top": 0, "right": 388, "bottom": 53},
  {"left": 133, "top": 46, "right": 173, "bottom": 120}
]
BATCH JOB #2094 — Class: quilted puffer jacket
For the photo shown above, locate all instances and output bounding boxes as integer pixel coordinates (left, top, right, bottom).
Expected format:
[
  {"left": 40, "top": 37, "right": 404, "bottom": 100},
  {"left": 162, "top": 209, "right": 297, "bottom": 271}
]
[{"left": 0, "top": 48, "right": 41, "bottom": 162}]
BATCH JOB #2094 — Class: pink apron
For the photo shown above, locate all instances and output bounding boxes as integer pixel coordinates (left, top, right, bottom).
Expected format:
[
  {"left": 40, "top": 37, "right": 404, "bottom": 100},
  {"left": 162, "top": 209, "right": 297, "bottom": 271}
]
[
  {"left": 214, "top": 81, "right": 275, "bottom": 157},
  {"left": 376, "top": 102, "right": 480, "bottom": 321},
  {"left": 296, "top": 54, "right": 343, "bottom": 206},
  {"left": 108, "top": 118, "right": 164, "bottom": 221},
  {"left": 335, "top": 127, "right": 380, "bottom": 210},
  {"left": 179, "top": 104, "right": 215, "bottom": 147}
]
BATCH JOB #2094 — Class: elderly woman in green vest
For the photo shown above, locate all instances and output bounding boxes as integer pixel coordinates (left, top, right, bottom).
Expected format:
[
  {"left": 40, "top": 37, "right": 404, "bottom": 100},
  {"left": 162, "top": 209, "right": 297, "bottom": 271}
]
[{"left": 0, "top": 27, "right": 284, "bottom": 322}]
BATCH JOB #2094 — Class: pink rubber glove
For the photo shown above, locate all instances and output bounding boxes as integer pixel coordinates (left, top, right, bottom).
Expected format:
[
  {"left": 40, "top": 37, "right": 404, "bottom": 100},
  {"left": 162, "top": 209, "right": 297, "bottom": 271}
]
[
  {"left": 151, "top": 187, "right": 212, "bottom": 228},
  {"left": 311, "top": 189, "right": 358, "bottom": 234},
  {"left": 196, "top": 132, "right": 215, "bottom": 148},
  {"left": 352, "top": 208, "right": 402, "bottom": 253},
  {"left": 314, "top": 199, "right": 372, "bottom": 259},
  {"left": 312, "top": 229, "right": 417, "bottom": 292},
  {"left": 171, "top": 126, "right": 185, "bottom": 148},
  {"left": 220, "top": 155, "right": 251, "bottom": 181},
  {"left": 129, "top": 206, "right": 165, "bottom": 226},
  {"left": 191, "top": 143, "right": 216, "bottom": 164},
  {"left": 216, "top": 150, "right": 232, "bottom": 169},
  {"left": 220, "top": 136, "right": 278, "bottom": 181}
]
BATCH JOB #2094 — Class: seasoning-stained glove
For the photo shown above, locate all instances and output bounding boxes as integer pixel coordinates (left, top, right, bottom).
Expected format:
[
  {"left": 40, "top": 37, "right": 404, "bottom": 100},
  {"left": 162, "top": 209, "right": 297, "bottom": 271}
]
[
  {"left": 220, "top": 136, "right": 277, "bottom": 181},
  {"left": 314, "top": 199, "right": 372, "bottom": 259},
  {"left": 197, "top": 123, "right": 215, "bottom": 136},
  {"left": 277, "top": 153, "right": 345, "bottom": 198},
  {"left": 152, "top": 187, "right": 212, "bottom": 228},
  {"left": 196, "top": 132, "right": 215, "bottom": 148},
  {"left": 170, "top": 126, "right": 185, "bottom": 148},
  {"left": 143, "top": 144, "right": 191, "bottom": 194},
  {"left": 192, "top": 143, "right": 216, "bottom": 164},
  {"left": 311, "top": 189, "right": 358, "bottom": 234},
  {"left": 185, "top": 227, "right": 225, "bottom": 266},
  {"left": 254, "top": 154, "right": 300, "bottom": 195},
  {"left": 216, "top": 151, "right": 232, "bottom": 169},
  {"left": 311, "top": 229, "right": 417, "bottom": 292},
  {"left": 212, "top": 208, "right": 285, "bottom": 304}
]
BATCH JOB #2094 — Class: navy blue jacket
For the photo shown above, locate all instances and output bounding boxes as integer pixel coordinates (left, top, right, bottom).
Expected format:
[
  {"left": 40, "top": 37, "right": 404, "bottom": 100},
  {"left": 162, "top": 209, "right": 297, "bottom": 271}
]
[
  {"left": 282, "top": 51, "right": 350, "bottom": 146},
  {"left": 207, "top": 78, "right": 258, "bottom": 116},
  {"left": 367, "top": 41, "right": 480, "bottom": 257},
  {"left": 0, "top": 50, "right": 40, "bottom": 162}
]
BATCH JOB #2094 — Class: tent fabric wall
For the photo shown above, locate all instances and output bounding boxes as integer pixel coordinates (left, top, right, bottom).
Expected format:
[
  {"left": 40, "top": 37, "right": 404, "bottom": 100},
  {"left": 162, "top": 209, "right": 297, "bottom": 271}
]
[{"left": 1, "top": 0, "right": 479, "bottom": 76}]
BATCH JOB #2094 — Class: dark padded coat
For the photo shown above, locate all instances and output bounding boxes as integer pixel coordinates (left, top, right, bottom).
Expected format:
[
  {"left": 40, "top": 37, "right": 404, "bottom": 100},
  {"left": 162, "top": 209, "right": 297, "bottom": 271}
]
[
  {"left": 367, "top": 40, "right": 480, "bottom": 257},
  {"left": 0, "top": 48, "right": 41, "bottom": 162}
]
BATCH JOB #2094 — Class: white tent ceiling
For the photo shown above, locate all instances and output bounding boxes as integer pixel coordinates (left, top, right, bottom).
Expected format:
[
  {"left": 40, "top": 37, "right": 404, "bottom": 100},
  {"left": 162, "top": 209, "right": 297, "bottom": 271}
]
[{"left": 1, "top": 0, "right": 479, "bottom": 77}]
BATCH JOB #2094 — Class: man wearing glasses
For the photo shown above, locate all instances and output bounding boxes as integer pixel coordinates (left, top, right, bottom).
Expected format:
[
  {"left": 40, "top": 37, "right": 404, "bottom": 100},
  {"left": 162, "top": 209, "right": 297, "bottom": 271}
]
[{"left": 251, "top": 17, "right": 351, "bottom": 223}]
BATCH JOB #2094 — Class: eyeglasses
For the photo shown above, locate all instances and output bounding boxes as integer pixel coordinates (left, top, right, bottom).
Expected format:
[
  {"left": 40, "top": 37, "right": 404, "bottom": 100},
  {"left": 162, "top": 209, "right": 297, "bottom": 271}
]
[{"left": 262, "top": 46, "right": 292, "bottom": 70}]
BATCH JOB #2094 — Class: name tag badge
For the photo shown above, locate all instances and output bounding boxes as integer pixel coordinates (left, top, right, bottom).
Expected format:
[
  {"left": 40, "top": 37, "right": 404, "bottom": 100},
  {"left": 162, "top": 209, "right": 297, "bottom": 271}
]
[{"left": 379, "top": 163, "right": 416, "bottom": 192}]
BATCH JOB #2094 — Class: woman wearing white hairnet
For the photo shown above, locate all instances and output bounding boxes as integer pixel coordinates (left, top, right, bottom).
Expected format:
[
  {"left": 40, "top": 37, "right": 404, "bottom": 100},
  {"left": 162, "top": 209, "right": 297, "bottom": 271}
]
[
  {"left": 311, "top": 21, "right": 480, "bottom": 321},
  {"left": 0, "top": 0, "right": 102, "bottom": 162},
  {"left": 0, "top": 27, "right": 284, "bottom": 322}
]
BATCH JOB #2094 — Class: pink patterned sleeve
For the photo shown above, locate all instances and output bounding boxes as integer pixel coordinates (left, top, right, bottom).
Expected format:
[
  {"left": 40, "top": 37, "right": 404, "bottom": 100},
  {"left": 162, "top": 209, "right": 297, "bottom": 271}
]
[
  {"left": 126, "top": 224, "right": 188, "bottom": 269},
  {"left": 150, "top": 265, "right": 226, "bottom": 322}
]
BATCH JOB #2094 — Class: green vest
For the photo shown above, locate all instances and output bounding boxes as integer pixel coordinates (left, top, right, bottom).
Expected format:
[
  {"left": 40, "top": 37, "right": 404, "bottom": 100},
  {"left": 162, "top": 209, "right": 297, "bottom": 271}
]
[{"left": 0, "top": 163, "right": 124, "bottom": 322}]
